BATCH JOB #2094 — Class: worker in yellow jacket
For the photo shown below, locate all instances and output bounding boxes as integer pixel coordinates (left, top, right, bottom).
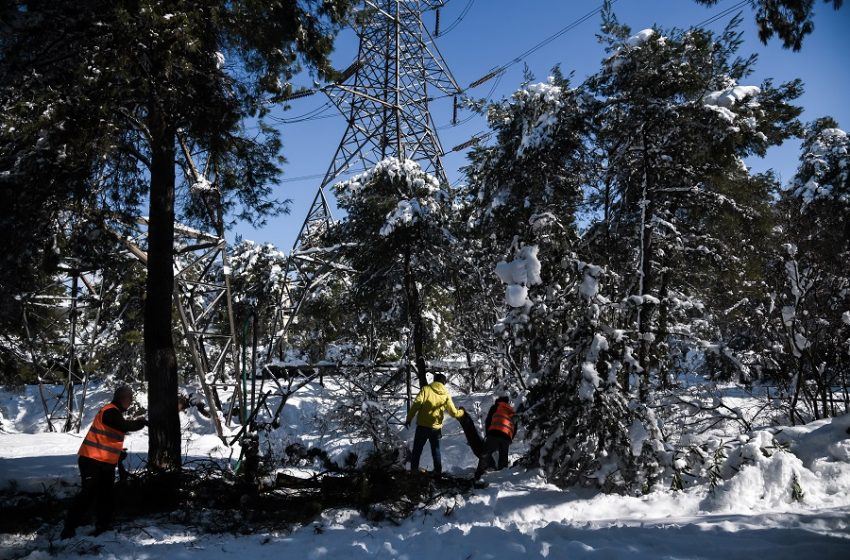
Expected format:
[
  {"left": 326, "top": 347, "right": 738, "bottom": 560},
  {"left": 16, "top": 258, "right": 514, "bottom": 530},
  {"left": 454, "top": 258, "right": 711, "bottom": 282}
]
[{"left": 404, "top": 373, "right": 464, "bottom": 477}]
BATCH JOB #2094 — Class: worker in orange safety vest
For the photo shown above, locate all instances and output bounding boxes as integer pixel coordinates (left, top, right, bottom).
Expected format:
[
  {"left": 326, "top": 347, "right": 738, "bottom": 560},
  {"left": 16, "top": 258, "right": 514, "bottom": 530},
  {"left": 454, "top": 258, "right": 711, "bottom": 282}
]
[
  {"left": 60, "top": 386, "right": 147, "bottom": 539},
  {"left": 475, "top": 396, "right": 516, "bottom": 479}
]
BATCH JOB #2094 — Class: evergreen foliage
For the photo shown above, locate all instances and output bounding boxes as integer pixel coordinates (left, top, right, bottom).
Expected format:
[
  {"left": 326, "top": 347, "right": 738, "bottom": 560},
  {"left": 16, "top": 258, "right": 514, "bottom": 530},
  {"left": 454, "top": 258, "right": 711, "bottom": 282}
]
[
  {"left": 584, "top": 13, "right": 802, "bottom": 395},
  {"left": 768, "top": 119, "right": 850, "bottom": 421},
  {"left": 693, "top": 0, "right": 844, "bottom": 50}
]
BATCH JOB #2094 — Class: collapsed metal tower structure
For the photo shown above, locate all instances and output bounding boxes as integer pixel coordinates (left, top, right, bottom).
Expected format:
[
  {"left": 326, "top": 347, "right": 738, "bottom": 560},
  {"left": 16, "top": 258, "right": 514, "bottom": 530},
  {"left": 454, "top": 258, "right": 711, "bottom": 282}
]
[
  {"left": 265, "top": 0, "right": 462, "bottom": 366},
  {"left": 23, "top": 215, "right": 242, "bottom": 439},
  {"left": 21, "top": 267, "right": 106, "bottom": 433},
  {"left": 120, "top": 215, "right": 241, "bottom": 440}
]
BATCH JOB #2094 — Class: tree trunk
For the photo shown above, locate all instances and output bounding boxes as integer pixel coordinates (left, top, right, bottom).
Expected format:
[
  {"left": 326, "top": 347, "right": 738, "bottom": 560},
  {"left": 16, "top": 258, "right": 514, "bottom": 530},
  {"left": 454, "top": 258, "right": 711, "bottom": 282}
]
[
  {"left": 657, "top": 270, "right": 670, "bottom": 388},
  {"left": 636, "top": 200, "right": 654, "bottom": 401},
  {"left": 636, "top": 137, "right": 655, "bottom": 402},
  {"left": 403, "top": 248, "right": 428, "bottom": 387},
  {"left": 145, "top": 102, "right": 181, "bottom": 472}
]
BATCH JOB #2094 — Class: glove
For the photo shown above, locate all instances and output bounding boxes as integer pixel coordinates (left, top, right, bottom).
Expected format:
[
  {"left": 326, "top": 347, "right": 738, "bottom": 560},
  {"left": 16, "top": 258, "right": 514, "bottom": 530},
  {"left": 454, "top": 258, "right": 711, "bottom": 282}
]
[{"left": 135, "top": 415, "right": 148, "bottom": 427}]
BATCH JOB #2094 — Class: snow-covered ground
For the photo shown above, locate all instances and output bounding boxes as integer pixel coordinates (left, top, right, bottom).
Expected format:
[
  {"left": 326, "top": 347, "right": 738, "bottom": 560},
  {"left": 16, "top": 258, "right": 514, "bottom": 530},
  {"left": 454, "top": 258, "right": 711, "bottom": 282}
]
[{"left": 2, "top": 382, "right": 850, "bottom": 559}]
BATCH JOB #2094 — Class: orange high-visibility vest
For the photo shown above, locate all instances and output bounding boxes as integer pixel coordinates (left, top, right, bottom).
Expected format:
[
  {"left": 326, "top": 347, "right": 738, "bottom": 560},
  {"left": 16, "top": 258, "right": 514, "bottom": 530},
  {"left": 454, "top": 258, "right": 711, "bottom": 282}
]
[
  {"left": 78, "top": 403, "right": 126, "bottom": 465},
  {"left": 489, "top": 402, "right": 515, "bottom": 440}
]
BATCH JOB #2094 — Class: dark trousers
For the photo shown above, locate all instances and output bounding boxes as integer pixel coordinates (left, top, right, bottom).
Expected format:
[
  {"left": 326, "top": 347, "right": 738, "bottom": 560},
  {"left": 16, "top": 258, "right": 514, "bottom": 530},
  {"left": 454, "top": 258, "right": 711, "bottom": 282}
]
[
  {"left": 411, "top": 425, "right": 442, "bottom": 475},
  {"left": 476, "top": 432, "right": 511, "bottom": 476},
  {"left": 64, "top": 456, "right": 117, "bottom": 532}
]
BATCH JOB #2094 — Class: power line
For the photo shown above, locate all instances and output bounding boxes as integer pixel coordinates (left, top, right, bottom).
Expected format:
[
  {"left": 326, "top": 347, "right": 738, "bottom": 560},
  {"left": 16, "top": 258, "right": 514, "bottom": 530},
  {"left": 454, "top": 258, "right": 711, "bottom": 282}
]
[
  {"left": 279, "top": 172, "right": 327, "bottom": 184},
  {"left": 462, "top": 1, "right": 616, "bottom": 94},
  {"left": 285, "top": 0, "right": 751, "bottom": 176},
  {"left": 269, "top": 101, "right": 338, "bottom": 125},
  {"left": 693, "top": 0, "right": 750, "bottom": 27},
  {"left": 438, "top": 0, "right": 475, "bottom": 36},
  {"left": 489, "top": 0, "right": 618, "bottom": 77},
  {"left": 451, "top": 0, "right": 752, "bottom": 155}
]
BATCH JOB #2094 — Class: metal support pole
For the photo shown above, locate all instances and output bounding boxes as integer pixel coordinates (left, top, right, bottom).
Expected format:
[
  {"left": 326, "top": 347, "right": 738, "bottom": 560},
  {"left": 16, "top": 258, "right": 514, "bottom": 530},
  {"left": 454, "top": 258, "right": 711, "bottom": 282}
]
[
  {"left": 64, "top": 273, "right": 79, "bottom": 433},
  {"left": 251, "top": 311, "right": 258, "bottom": 418}
]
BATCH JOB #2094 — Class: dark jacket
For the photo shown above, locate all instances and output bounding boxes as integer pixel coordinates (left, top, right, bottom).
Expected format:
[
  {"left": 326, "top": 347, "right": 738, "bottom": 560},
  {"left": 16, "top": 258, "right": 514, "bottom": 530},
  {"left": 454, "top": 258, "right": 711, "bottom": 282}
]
[{"left": 102, "top": 401, "right": 146, "bottom": 433}]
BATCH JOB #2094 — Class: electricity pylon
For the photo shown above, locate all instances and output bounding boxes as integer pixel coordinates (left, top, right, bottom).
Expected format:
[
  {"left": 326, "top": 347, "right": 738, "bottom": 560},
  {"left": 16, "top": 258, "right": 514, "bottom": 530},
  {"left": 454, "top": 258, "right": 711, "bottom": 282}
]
[{"left": 264, "top": 0, "right": 461, "bottom": 364}]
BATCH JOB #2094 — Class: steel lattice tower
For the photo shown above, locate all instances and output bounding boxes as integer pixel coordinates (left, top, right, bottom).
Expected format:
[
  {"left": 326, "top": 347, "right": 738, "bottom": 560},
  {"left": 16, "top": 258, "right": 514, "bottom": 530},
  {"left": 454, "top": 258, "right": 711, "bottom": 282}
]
[{"left": 264, "top": 0, "right": 461, "bottom": 364}]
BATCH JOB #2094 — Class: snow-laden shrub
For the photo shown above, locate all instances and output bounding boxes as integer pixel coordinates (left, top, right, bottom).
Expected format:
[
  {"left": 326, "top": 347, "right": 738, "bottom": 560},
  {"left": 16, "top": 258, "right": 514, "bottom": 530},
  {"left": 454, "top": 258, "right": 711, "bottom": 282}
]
[
  {"left": 519, "top": 260, "right": 664, "bottom": 494},
  {"left": 665, "top": 424, "right": 850, "bottom": 511},
  {"left": 523, "top": 356, "right": 664, "bottom": 493},
  {"left": 321, "top": 371, "right": 410, "bottom": 468}
]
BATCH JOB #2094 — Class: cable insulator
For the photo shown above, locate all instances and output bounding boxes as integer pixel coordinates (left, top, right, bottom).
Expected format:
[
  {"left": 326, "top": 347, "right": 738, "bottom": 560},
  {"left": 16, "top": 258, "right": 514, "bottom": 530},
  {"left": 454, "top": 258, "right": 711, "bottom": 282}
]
[
  {"left": 276, "top": 89, "right": 317, "bottom": 102},
  {"left": 451, "top": 136, "right": 480, "bottom": 152},
  {"left": 338, "top": 59, "right": 363, "bottom": 83},
  {"left": 469, "top": 69, "right": 502, "bottom": 89},
  {"left": 435, "top": 9, "right": 441, "bottom": 36},
  {"left": 452, "top": 96, "right": 458, "bottom": 126}
]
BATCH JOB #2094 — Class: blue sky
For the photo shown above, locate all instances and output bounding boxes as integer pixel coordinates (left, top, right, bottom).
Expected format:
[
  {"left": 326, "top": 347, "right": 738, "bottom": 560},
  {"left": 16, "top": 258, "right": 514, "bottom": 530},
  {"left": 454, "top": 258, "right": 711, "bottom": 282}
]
[{"left": 236, "top": 0, "right": 850, "bottom": 250}]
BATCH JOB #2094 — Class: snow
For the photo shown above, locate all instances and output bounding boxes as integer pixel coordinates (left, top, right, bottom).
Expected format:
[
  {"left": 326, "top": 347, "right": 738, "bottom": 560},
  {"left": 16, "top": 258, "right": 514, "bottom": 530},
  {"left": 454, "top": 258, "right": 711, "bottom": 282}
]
[
  {"left": 577, "top": 263, "right": 601, "bottom": 301},
  {"left": 380, "top": 199, "right": 424, "bottom": 236},
  {"left": 495, "top": 247, "right": 541, "bottom": 286},
  {"left": 702, "top": 85, "right": 761, "bottom": 124},
  {"left": 190, "top": 176, "right": 215, "bottom": 193},
  {"left": 505, "top": 284, "right": 529, "bottom": 308},
  {"left": 521, "top": 79, "right": 562, "bottom": 104},
  {"left": 528, "top": 212, "right": 558, "bottom": 233},
  {"left": 578, "top": 362, "right": 601, "bottom": 401},
  {"left": 334, "top": 157, "right": 445, "bottom": 237},
  {"left": 515, "top": 78, "right": 563, "bottom": 157},
  {"left": 703, "top": 86, "right": 761, "bottom": 109},
  {"left": 3, "top": 385, "right": 850, "bottom": 558},
  {"left": 626, "top": 28, "right": 656, "bottom": 46},
  {"left": 629, "top": 418, "right": 649, "bottom": 456},
  {"left": 495, "top": 245, "right": 542, "bottom": 308},
  {"left": 336, "top": 158, "right": 440, "bottom": 201}
]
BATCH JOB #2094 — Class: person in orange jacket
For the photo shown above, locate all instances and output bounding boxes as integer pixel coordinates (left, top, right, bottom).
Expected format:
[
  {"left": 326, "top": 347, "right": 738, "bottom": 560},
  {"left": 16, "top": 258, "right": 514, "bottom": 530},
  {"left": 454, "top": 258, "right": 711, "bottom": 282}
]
[
  {"left": 60, "top": 386, "right": 147, "bottom": 539},
  {"left": 475, "top": 396, "right": 516, "bottom": 478}
]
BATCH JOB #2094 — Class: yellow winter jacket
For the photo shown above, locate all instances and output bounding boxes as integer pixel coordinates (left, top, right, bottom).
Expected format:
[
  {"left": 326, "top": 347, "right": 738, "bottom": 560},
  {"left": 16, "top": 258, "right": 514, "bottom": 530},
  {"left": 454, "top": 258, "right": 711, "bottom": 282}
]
[{"left": 406, "top": 382, "right": 464, "bottom": 429}]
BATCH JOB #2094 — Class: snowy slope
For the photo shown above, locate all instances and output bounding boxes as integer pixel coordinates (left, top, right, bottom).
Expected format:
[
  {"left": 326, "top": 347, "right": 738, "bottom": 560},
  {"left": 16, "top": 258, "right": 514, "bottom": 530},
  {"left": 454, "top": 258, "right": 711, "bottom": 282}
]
[{"left": 2, "top": 383, "right": 850, "bottom": 559}]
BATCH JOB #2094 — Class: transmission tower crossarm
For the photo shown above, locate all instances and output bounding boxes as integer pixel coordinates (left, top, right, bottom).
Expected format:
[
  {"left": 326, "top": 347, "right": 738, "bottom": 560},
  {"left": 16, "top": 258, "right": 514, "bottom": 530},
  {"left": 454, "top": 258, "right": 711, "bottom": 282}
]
[{"left": 327, "top": 84, "right": 397, "bottom": 109}]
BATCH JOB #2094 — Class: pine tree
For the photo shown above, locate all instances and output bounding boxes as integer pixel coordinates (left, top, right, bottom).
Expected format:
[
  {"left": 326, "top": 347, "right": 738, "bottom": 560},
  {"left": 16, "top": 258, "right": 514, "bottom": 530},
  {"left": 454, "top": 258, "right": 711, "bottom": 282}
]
[
  {"left": 770, "top": 118, "right": 850, "bottom": 420},
  {"left": 459, "top": 71, "right": 589, "bottom": 385},
  {"left": 585, "top": 14, "right": 802, "bottom": 397},
  {"left": 327, "top": 158, "right": 455, "bottom": 387},
  {"left": 513, "top": 256, "right": 664, "bottom": 493},
  {"left": 228, "top": 239, "right": 288, "bottom": 345},
  {"left": 0, "top": 0, "right": 352, "bottom": 470}
]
